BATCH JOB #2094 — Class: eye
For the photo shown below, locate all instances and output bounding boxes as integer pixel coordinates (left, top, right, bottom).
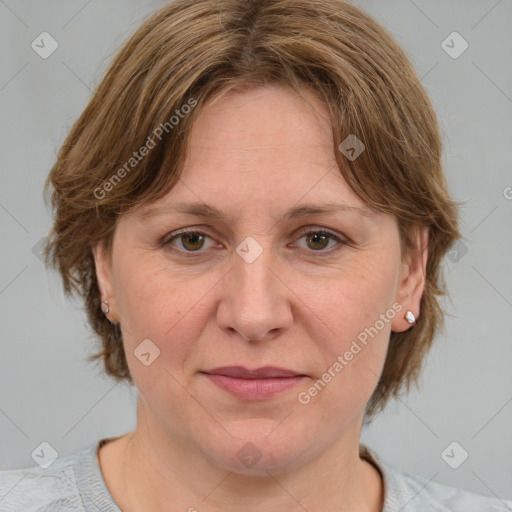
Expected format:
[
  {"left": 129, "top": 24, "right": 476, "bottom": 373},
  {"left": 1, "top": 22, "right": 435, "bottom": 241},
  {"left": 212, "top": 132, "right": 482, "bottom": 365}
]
[
  {"left": 293, "top": 228, "right": 346, "bottom": 253},
  {"left": 163, "top": 229, "right": 217, "bottom": 253},
  {"left": 162, "top": 227, "right": 347, "bottom": 256}
]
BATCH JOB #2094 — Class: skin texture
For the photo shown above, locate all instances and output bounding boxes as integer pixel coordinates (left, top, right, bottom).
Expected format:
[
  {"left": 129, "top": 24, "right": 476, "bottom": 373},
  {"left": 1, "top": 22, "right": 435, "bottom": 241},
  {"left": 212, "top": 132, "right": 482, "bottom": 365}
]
[{"left": 93, "top": 84, "right": 428, "bottom": 512}]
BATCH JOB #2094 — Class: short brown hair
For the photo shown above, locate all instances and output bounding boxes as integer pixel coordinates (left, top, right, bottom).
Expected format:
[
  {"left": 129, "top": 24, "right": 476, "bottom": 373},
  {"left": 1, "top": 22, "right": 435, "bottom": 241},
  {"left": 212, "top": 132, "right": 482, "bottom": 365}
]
[{"left": 44, "top": 0, "right": 462, "bottom": 422}]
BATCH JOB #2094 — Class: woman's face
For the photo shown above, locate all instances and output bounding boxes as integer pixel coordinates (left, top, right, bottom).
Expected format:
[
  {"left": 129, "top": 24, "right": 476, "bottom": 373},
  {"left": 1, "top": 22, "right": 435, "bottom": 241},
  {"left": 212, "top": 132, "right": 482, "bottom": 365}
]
[{"left": 93, "top": 84, "right": 425, "bottom": 474}]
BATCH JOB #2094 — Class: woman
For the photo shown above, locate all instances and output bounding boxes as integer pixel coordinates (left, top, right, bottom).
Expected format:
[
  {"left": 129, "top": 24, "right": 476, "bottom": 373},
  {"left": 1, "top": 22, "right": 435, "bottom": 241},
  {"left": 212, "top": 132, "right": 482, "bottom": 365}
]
[{"left": 1, "top": 0, "right": 510, "bottom": 510}]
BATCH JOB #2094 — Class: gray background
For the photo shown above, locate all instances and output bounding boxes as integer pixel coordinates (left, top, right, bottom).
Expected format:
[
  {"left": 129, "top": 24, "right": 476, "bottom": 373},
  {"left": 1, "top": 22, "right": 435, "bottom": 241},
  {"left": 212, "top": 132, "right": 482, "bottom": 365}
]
[{"left": 1, "top": 0, "right": 511, "bottom": 502}]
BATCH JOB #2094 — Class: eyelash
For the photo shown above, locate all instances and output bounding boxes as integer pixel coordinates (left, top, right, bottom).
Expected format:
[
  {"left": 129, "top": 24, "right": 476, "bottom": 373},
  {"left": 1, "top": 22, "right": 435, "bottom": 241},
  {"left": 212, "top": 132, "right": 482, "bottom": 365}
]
[{"left": 161, "top": 227, "right": 348, "bottom": 257}]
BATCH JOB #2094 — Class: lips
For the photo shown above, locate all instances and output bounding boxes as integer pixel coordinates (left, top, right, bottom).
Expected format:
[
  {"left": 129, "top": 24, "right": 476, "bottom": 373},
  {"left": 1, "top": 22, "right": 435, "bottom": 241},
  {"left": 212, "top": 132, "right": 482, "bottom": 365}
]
[
  {"left": 201, "top": 366, "right": 307, "bottom": 400},
  {"left": 203, "top": 366, "right": 304, "bottom": 379}
]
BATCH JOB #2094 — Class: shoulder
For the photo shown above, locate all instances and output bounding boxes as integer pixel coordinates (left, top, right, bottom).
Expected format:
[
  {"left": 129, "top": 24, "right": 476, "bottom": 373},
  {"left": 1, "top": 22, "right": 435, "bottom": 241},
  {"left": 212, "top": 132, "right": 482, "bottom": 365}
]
[
  {"left": 0, "top": 447, "right": 90, "bottom": 511},
  {"left": 362, "top": 445, "right": 512, "bottom": 512},
  {"left": 385, "top": 464, "right": 512, "bottom": 511}
]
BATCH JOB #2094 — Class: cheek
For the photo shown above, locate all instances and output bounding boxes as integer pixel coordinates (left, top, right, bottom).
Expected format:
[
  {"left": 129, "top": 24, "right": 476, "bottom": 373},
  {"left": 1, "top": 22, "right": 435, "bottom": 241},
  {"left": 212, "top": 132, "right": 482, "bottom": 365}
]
[
  {"left": 304, "top": 254, "right": 398, "bottom": 343},
  {"left": 113, "top": 252, "right": 188, "bottom": 330},
  {"left": 296, "top": 255, "right": 398, "bottom": 405},
  {"left": 112, "top": 265, "right": 194, "bottom": 401},
  {"left": 112, "top": 254, "right": 218, "bottom": 370}
]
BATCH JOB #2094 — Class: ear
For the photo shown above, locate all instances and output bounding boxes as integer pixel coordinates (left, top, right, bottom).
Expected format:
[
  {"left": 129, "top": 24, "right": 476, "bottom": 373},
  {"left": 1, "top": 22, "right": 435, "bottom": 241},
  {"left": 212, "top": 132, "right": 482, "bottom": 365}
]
[
  {"left": 391, "top": 226, "right": 428, "bottom": 333},
  {"left": 91, "top": 240, "right": 119, "bottom": 323}
]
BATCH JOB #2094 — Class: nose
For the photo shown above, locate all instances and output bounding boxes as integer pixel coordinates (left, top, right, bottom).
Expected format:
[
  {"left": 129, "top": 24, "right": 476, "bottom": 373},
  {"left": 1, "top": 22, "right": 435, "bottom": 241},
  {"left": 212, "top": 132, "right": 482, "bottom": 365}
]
[{"left": 216, "top": 241, "right": 293, "bottom": 343}]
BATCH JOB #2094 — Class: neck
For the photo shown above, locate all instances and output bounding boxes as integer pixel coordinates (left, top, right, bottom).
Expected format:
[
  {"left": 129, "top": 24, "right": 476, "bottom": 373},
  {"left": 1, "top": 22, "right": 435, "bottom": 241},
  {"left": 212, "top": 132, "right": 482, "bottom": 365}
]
[{"left": 117, "top": 410, "right": 383, "bottom": 512}]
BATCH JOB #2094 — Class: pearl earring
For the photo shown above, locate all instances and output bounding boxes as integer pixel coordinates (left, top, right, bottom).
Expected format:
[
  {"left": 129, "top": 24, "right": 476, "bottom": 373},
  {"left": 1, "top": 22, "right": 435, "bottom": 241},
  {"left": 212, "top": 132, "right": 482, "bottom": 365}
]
[
  {"left": 405, "top": 310, "right": 416, "bottom": 324},
  {"left": 101, "top": 301, "right": 110, "bottom": 314}
]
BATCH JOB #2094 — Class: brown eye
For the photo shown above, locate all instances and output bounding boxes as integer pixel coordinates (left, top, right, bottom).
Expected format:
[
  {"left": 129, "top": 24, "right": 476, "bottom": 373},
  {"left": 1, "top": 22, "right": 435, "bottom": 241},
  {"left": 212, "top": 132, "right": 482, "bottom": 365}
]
[
  {"left": 293, "top": 229, "right": 346, "bottom": 254},
  {"left": 164, "top": 230, "right": 215, "bottom": 253},
  {"left": 180, "top": 232, "right": 206, "bottom": 251},
  {"left": 305, "top": 232, "right": 331, "bottom": 251}
]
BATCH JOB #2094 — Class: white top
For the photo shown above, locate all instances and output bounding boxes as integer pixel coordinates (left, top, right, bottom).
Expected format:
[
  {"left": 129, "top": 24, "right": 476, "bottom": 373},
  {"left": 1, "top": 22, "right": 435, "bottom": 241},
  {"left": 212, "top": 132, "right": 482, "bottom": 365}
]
[{"left": 1, "top": 438, "right": 511, "bottom": 511}]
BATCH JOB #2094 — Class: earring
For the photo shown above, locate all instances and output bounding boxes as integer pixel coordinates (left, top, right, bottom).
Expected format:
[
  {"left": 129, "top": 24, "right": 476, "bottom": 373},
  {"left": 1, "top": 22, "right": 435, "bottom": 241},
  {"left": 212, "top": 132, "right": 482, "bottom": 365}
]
[
  {"left": 101, "top": 301, "right": 110, "bottom": 315},
  {"left": 405, "top": 310, "right": 416, "bottom": 324}
]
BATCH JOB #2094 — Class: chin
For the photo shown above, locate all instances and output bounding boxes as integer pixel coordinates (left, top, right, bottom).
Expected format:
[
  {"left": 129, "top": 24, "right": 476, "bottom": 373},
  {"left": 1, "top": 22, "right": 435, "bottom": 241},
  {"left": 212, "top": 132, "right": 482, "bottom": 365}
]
[
  {"left": 210, "top": 441, "right": 305, "bottom": 476},
  {"left": 197, "top": 418, "right": 318, "bottom": 475}
]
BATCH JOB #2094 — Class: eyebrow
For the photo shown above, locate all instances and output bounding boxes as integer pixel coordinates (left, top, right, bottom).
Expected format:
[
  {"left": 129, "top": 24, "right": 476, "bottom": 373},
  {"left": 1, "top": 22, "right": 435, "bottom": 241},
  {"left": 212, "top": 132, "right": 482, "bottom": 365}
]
[{"left": 140, "top": 201, "right": 376, "bottom": 223}]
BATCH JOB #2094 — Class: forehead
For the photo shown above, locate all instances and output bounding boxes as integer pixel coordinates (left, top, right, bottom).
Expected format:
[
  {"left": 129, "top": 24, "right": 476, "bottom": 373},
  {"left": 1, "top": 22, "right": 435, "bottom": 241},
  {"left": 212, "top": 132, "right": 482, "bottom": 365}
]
[
  {"left": 184, "top": 84, "right": 335, "bottom": 174},
  {"left": 134, "top": 84, "right": 378, "bottom": 225}
]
